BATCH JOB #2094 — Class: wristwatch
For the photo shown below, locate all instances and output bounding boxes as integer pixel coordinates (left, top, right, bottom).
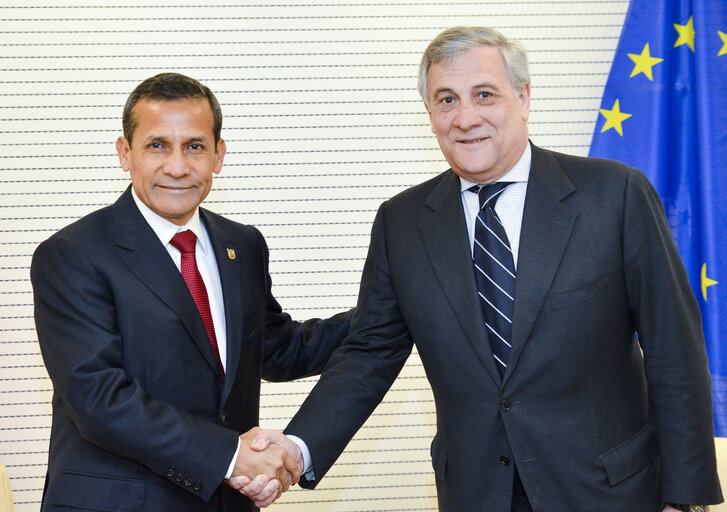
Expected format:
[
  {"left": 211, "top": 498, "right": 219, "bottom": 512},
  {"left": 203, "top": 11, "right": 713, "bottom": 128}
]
[{"left": 665, "top": 505, "right": 707, "bottom": 512}]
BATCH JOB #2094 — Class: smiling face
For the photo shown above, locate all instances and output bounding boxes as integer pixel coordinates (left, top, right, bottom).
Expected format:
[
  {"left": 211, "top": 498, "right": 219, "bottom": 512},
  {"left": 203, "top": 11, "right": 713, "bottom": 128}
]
[
  {"left": 116, "top": 98, "right": 226, "bottom": 225},
  {"left": 425, "top": 45, "right": 530, "bottom": 184}
]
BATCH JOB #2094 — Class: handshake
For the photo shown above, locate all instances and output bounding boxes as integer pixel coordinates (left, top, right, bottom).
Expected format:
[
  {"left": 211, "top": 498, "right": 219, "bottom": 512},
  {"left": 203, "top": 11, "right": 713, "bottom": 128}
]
[{"left": 225, "top": 427, "right": 304, "bottom": 507}]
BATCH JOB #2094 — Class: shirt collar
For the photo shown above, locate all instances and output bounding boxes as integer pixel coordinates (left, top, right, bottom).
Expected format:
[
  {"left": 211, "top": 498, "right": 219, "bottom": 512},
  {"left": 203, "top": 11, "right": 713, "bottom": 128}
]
[
  {"left": 459, "top": 142, "right": 532, "bottom": 192},
  {"left": 130, "top": 187, "right": 209, "bottom": 255}
]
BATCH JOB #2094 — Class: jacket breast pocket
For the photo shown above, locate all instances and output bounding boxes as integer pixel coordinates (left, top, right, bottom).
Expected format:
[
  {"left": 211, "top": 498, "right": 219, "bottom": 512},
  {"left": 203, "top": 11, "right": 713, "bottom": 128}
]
[
  {"left": 550, "top": 269, "right": 615, "bottom": 310},
  {"left": 54, "top": 471, "right": 145, "bottom": 512},
  {"left": 599, "top": 424, "right": 658, "bottom": 486}
]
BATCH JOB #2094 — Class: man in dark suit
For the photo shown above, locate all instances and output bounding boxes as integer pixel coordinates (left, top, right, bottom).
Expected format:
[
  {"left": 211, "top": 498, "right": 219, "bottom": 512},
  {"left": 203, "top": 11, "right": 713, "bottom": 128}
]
[
  {"left": 253, "top": 27, "right": 723, "bottom": 511},
  {"left": 30, "top": 73, "right": 350, "bottom": 511}
]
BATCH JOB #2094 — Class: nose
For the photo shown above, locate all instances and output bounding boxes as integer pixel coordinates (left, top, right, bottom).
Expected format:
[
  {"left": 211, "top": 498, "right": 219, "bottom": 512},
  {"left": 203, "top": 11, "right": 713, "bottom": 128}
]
[
  {"left": 162, "top": 147, "right": 189, "bottom": 177},
  {"left": 453, "top": 99, "right": 483, "bottom": 132}
]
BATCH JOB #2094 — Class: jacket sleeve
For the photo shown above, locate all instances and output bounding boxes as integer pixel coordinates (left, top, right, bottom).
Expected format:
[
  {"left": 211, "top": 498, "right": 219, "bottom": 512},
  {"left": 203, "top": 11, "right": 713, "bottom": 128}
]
[
  {"left": 31, "top": 235, "right": 239, "bottom": 503},
  {"left": 256, "top": 227, "right": 354, "bottom": 382},
  {"left": 283, "top": 203, "right": 414, "bottom": 486},
  {"left": 622, "top": 170, "right": 722, "bottom": 505}
]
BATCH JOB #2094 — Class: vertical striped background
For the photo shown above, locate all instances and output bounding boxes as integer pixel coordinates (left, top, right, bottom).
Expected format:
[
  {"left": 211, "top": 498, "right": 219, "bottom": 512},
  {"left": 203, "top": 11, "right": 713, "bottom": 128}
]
[{"left": 1, "top": 2, "right": 630, "bottom": 510}]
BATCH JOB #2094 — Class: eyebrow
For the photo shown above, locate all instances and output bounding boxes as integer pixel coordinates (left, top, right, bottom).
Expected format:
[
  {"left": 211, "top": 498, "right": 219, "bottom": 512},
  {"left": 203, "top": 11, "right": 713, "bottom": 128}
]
[
  {"left": 432, "top": 86, "right": 456, "bottom": 98},
  {"left": 143, "top": 135, "right": 208, "bottom": 144},
  {"left": 471, "top": 82, "right": 499, "bottom": 93},
  {"left": 432, "top": 82, "right": 499, "bottom": 98},
  {"left": 142, "top": 136, "right": 169, "bottom": 145}
]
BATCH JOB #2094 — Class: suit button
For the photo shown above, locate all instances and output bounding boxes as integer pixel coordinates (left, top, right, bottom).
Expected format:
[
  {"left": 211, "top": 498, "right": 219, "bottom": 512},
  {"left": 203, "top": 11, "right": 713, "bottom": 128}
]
[
  {"left": 499, "top": 455, "right": 511, "bottom": 465},
  {"left": 500, "top": 399, "right": 512, "bottom": 411},
  {"left": 184, "top": 479, "right": 192, "bottom": 487},
  {"left": 175, "top": 475, "right": 183, "bottom": 483},
  {"left": 194, "top": 482, "right": 201, "bottom": 491},
  {"left": 166, "top": 469, "right": 175, "bottom": 478},
  {"left": 220, "top": 412, "right": 227, "bottom": 423}
]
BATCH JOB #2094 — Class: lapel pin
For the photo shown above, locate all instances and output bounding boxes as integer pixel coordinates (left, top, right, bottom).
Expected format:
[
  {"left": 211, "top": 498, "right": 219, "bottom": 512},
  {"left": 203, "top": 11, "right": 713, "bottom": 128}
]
[{"left": 227, "top": 248, "right": 236, "bottom": 260}]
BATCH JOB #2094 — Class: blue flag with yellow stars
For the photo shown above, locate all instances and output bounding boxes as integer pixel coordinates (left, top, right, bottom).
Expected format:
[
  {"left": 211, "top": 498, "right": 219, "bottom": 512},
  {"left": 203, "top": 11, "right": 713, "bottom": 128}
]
[{"left": 590, "top": 0, "right": 727, "bottom": 435}]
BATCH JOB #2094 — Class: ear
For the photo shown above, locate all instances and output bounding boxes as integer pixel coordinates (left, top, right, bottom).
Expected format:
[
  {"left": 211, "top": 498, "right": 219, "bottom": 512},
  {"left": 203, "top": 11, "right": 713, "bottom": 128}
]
[
  {"left": 424, "top": 100, "right": 435, "bottom": 134},
  {"left": 213, "top": 139, "right": 227, "bottom": 175},
  {"left": 116, "top": 136, "right": 131, "bottom": 172},
  {"left": 518, "top": 84, "right": 531, "bottom": 121}
]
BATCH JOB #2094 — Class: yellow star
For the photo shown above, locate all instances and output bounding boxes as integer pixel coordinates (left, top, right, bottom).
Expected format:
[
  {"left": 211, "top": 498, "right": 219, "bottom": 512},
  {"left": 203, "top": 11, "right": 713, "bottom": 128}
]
[
  {"left": 701, "top": 263, "right": 719, "bottom": 301},
  {"left": 627, "top": 43, "right": 664, "bottom": 81},
  {"left": 719, "top": 31, "right": 727, "bottom": 57},
  {"left": 674, "top": 16, "right": 695, "bottom": 52},
  {"left": 599, "top": 99, "right": 632, "bottom": 136}
]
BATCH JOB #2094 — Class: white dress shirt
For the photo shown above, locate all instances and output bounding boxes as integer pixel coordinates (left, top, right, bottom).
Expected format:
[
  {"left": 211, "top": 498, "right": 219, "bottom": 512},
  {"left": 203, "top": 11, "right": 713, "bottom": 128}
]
[
  {"left": 130, "top": 189, "right": 238, "bottom": 477},
  {"left": 131, "top": 188, "right": 228, "bottom": 366},
  {"left": 459, "top": 143, "right": 531, "bottom": 268},
  {"left": 297, "top": 145, "right": 533, "bottom": 479}
]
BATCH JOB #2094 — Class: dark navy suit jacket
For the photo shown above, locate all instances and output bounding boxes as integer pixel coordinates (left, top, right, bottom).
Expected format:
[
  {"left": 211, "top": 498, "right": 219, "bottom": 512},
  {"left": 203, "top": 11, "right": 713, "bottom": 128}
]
[
  {"left": 286, "top": 144, "right": 722, "bottom": 511},
  {"left": 32, "top": 187, "right": 350, "bottom": 511}
]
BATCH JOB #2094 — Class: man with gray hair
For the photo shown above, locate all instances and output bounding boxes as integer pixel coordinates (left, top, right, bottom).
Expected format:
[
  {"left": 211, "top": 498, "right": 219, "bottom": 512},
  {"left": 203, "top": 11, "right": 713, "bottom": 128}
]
[{"left": 247, "top": 27, "right": 722, "bottom": 510}]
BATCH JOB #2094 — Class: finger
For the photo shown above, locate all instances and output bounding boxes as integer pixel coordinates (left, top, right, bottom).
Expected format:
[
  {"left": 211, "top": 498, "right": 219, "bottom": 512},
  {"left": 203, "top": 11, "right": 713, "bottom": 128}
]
[
  {"left": 251, "top": 479, "right": 281, "bottom": 507},
  {"left": 246, "top": 478, "right": 279, "bottom": 501},
  {"left": 281, "top": 441, "right": 303, "bottom": 482},
  {"left": 278, "top": 466, "right": 292, "bottom": 493},
  {"left": 240, "top": 474, "right": 271, "bottom": 496},
  {"left": 261, "top": 478, "right": 281, "bottom": 499},
  {"left": 225, "top": 475, "right": 250, "bottom": 490}
]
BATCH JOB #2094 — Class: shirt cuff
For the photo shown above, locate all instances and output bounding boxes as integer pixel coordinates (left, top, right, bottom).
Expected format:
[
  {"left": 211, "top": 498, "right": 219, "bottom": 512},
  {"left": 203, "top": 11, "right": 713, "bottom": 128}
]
[
  {"left": 286, "top": 434, "right": 315, "bottom": 479},
  {"left": 224, "top": 439, "right": 241, "bottom": 479}
]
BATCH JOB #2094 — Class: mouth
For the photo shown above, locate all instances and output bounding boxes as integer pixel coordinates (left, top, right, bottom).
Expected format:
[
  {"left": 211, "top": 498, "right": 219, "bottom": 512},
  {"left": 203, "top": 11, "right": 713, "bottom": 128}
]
[
  {"left": 458, "top": 137, "right": 489, "bottom": 145},
  {"left": 157, "top": 185, "right": 193, "bottom": 191}
]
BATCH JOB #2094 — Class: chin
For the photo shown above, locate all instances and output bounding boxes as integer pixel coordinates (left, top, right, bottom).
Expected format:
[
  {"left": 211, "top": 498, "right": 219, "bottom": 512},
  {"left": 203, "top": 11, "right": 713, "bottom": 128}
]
[{"left": 459, "top": 166, "right": 489, "bottom": 177}]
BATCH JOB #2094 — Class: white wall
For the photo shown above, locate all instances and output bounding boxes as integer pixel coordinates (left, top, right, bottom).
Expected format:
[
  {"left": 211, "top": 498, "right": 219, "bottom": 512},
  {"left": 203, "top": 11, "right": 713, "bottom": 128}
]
[{"left": 5, "top": 1, "right": 721, "bottom": 511}]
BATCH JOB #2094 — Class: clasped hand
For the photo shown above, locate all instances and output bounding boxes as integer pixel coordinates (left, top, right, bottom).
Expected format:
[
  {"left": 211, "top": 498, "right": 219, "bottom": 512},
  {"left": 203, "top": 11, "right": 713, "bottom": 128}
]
[{"left": 224, "top": 427, "right": 303, "bottom": 507}]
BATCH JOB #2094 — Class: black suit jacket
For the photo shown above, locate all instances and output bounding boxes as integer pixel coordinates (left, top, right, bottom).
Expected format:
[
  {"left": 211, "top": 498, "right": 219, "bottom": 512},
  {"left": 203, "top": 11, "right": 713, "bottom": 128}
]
[
  {"left": 31, "top": 187, "right": 350, "bottom": 512},
  {"left": 286, "top": 144, "right": 722, "bottom": 511}
]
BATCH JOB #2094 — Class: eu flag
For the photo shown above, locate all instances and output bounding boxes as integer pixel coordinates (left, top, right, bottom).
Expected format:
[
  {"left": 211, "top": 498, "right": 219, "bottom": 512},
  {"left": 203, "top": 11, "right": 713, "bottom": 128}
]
[{"left": 589, "top": 0, "right": 727, "bottom": 435}]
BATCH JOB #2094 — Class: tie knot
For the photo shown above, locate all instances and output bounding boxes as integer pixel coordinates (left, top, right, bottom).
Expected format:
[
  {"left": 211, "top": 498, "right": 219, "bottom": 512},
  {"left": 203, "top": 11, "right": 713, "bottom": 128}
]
[
  {"left": 170, "top": 230, "right": 197, "bottom": 254},
  {"left": 470, "top": 182, "right": 512, "bottom": 210}
]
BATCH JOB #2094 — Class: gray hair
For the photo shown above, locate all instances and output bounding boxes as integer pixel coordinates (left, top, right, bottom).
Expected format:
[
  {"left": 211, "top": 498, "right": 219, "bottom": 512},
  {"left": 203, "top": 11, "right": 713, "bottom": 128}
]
[{"left": 418, "top": 26, "right": 530, "bottom": 105}]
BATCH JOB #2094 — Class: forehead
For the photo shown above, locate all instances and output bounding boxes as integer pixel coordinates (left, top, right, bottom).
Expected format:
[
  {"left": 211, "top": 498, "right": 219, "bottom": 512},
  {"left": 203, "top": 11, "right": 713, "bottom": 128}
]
[
  {"left": 131, "top": 98, "right": 214, "bottom": 137},
  {"left": 428, "top": 46, "right": 511, "bottom": 95}
]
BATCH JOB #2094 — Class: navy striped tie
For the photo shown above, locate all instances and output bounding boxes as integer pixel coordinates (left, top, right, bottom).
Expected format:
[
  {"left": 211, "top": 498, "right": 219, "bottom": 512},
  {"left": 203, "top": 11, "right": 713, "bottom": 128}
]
[{"left": 471, "top": 182, "right": 515, "bottom": 378}]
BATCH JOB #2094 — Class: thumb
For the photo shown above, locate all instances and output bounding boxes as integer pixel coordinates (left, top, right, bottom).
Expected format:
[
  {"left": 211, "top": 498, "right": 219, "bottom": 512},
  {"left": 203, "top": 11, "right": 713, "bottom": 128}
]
[{"left": 251, "top": 430, "right": 277, "bottom": 451}]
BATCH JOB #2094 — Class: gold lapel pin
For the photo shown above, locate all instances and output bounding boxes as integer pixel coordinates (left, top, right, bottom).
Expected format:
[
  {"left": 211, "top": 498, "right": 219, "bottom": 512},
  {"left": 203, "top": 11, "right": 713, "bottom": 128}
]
[{"left": 227, "top": 248, "right": 236, "bottom": 260}]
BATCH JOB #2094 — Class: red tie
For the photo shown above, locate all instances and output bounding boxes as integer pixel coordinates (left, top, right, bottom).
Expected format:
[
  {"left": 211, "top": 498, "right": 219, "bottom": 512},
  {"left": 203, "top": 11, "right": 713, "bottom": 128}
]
[{"left": 170, "top": 230, "right": 224, "bottom": 378}]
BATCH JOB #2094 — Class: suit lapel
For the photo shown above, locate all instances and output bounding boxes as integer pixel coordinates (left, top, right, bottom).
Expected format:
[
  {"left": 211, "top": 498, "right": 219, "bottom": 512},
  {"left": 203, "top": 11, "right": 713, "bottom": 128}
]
[
  {"left": 201, "top": 210, "right": 246, "bottom": 404},
  {"left": 421, "top": 171, "right": 502, "bottom": 385},
  {"left": 111, "top": 188, "right": 224, "bottom": 381},
  {"left": 504, "top": 144, "right": 577, "bottom": 384}
]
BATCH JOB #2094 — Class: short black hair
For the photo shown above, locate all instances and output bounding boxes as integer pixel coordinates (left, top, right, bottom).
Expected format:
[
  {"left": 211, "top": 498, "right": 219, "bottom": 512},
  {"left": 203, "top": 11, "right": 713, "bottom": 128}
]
[{"left": 122, "top": 73, "right": 222, "bottom": 146}]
